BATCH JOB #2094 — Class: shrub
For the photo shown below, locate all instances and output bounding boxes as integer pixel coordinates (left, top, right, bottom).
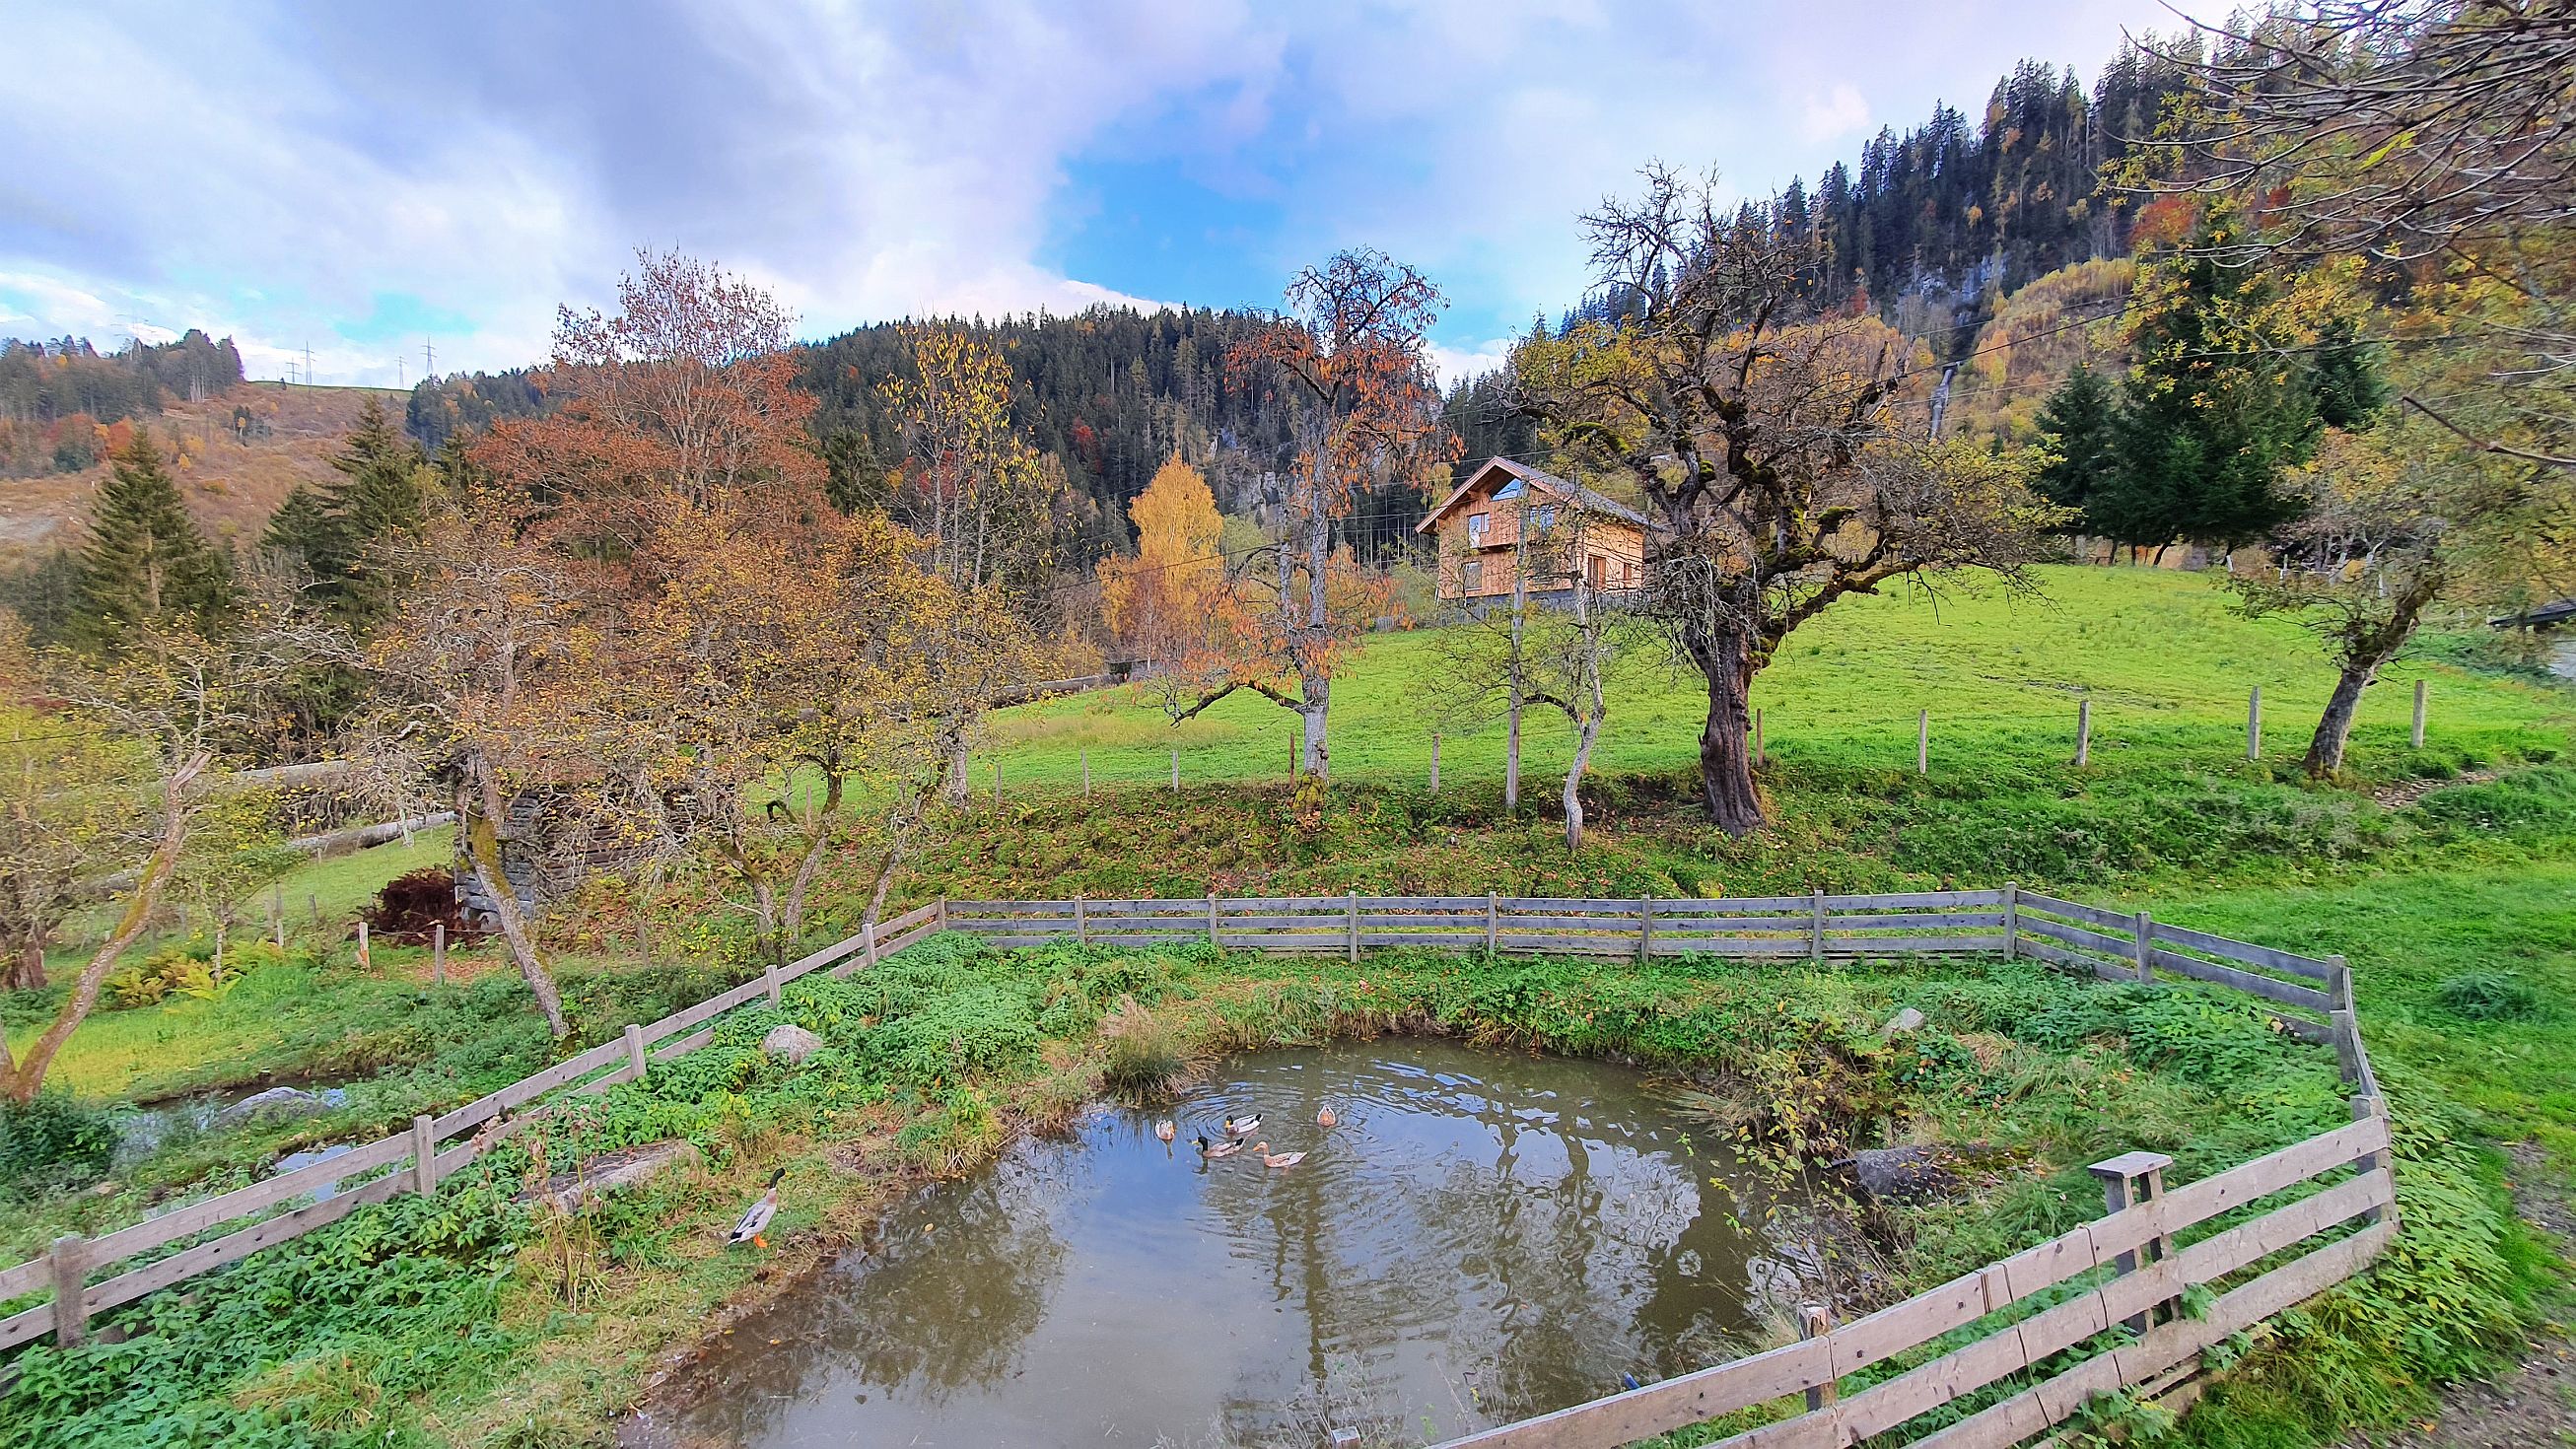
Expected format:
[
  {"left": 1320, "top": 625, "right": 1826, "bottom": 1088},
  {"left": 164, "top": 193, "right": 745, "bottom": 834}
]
[
  {"left": 1099, "top": 997, "right": 1189, "bottom": 1098},
  {"left": 0, "top": 1090, "right": 119, "bottom": 1202}
]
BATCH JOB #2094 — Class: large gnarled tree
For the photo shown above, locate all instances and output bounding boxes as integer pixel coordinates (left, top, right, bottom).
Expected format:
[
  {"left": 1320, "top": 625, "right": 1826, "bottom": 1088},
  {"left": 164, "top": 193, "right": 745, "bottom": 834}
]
[{"left": 1516, "top": 167, "right": 2062, "bottom": 834}]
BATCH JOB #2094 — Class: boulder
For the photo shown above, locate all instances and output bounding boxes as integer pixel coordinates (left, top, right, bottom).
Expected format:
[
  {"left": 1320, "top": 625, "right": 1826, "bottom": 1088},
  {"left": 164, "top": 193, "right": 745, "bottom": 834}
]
[
  {"left": 762, "top": 1024, "right": 825, "bottom": 1065},
  {"left": 214, "top": 1086, "right": 329, "bottom": 1129},
  {"left": 1883, "top": 1006, "right": 1927, "bottom": 1036},
  {"left": 533, "top": 1139, "right": 703, "bottom": 1210},
  {"left": 1842, "top": 1145, "right": 1954, "bottom": 1204}
]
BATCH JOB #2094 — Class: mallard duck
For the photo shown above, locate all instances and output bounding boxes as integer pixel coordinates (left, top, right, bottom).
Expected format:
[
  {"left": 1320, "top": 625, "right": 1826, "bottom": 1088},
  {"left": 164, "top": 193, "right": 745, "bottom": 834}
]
[
  {"left": 1196, "top": 1135, "right": 1242, "bottom": 1159},
  {"left": 1315, "top": 1105, "right": 1338, "bottom": 1129},
  {"left": 1154, "top": 1120, "right": 1176, "bottom": 1142},
  {"left": 1250, "top": 1141, "right": 1306, "bottom": 1169},
  {"left": 727, "top": 1168, "right": 786, "bottom": 1248},
  {"left": 1222, "top": 1115, "right": 1261, "bottom": 1137}
]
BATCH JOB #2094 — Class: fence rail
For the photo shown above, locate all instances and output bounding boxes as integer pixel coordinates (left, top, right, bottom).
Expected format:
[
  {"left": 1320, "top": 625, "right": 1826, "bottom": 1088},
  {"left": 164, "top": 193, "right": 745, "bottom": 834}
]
[{"left": 2, "top": 888, "right": 2391, "bottom": 1449}]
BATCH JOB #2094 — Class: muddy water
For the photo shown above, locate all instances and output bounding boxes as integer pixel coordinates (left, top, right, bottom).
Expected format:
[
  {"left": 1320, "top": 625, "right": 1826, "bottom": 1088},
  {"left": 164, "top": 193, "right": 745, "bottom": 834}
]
[{"left": 642, "top": 1041, "right": 1813, "bottom": 1449}]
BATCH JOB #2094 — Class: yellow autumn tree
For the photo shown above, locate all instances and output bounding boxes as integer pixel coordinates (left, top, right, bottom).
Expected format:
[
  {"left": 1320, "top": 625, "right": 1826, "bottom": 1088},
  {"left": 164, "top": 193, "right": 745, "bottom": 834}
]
[{"left": 1098, "top": 454, "right": 1224, "bottom": 662}]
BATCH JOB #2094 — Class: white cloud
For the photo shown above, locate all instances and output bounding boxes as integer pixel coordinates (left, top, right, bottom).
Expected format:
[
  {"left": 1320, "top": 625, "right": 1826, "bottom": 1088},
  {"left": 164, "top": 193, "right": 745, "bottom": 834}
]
[
  {"left": 1800, "top": 83, "right": 1872, "bottom": 144},
  {"left": 0, "top": 0, "right": 2197, "bottom": 384}
]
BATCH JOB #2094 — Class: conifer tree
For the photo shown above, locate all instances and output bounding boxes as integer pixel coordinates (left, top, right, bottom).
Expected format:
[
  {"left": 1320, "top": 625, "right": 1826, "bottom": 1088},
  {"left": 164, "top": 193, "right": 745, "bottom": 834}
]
[
  {"left": 71, "top": 432, "right": 232, "bottom": 650},
  {"left": 260, "top": 484, "right": 337, "bottom": 582},
  {"left": 2031, "top": 364, "right": 2120, "bottom": 527},
  {"left": 315, "top": 397, "right": 428, "bottom": 621}
]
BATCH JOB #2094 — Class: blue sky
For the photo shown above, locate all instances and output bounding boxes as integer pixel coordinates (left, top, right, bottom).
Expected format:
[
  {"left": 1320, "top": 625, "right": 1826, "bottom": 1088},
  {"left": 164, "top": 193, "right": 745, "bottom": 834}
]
[{"left": 0, "top": 1, "right": 2203, "bottom": 388}]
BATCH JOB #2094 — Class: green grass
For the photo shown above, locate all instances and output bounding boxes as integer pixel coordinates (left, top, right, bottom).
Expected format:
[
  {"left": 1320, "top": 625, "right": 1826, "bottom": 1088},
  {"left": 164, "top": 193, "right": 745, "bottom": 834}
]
[{"left": 982, "top": 566, "right": 2568, "bottom": 794}]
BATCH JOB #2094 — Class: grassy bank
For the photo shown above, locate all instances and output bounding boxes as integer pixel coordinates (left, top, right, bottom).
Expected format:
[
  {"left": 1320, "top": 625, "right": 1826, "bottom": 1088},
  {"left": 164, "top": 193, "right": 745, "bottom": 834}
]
[{"left": 10, "top": 934, "right": 2526, "bottom": 1449}]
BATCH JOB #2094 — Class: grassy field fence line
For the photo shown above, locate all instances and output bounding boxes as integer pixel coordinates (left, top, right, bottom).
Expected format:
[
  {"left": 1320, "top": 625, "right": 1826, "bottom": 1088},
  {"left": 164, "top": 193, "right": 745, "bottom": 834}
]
[
  {"left": 0, "top": 900, "right": 947, "bottom": 1353},
  {"left": 939, "top": 889, "right": 2393, "bottom": 1449},
  {"left": 3, "top": 889, "right": 2392, "bottom": 1449}
]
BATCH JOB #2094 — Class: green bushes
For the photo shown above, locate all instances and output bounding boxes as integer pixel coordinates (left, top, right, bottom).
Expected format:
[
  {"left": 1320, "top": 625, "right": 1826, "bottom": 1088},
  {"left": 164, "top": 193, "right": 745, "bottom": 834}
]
[{"left": 0, "top": 1091, "right": 119, "bottom": 1203}]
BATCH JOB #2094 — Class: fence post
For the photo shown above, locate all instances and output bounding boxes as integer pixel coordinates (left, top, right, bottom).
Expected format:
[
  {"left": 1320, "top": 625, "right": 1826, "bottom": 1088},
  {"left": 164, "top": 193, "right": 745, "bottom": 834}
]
[
  {"left": 1916, "top": 709, "right": 1929, "bottom": 776},
  {"left": 762, "top": 958, "right": 782, "bottom": 1006},
  {"left": 2089, "top": 1150, "right": 2176, "bottom": 1333},
  {"left": 1171, "top": 748, "right": 1180, "bottom": 793},
  {"left": 48, "top": 1234, "right": 87, "bottom": 1346},
  {"left": 2131, "top": 910, "right": 2154, "bottom": 984},
  {"left": 356, "top": 920, "right": 370, "bottom": 969},
  {"left": 1637, "top": 894, "right": 1654, "bottom": 965},
  {"left": 432, "top": 923, "right": 447, "bottom": 985},
  {"left": 2001, "top": 880, "right": 2019, "bottom": 960},
  {"left": 2326, "top": 954, "right": 2362, "bottom": 1082},
  {"left": 2075, "top": 699, "right": 2092, "bottom": 767},
  {"left": 2248, "top": 686, "right": 2263, "bottom": 760},
  {"left": 2351, "top": 1093, "right": 2393, "bottom": 1225},
  {"left": 1809, "top": 888, "right": 1826, "bottom": 963},
  {"left": 864, "top": 915, "right": 880, "bottom": 968},
  {"left": 271, "top": 882, "right": 283, "bottom": 932},
  {"left": 1347, "top": 890, "right": 1358, "bottom": 964},
  {"left": 1428, "top": 733, "right": 1440, "bottom": 793},
  {"left": 623, "top": 1023, "right": 647, "bottom": 1082},
  {"left": 992, "top": 760, "right": 1003, "bottom": 801},
  {"left": 411, "top": 1114, "right": 439, "bottom": 1196},
  {"left": 1207, "top": 892, "right": 1218, "bottom": 947},
  {"left": 1075, "top": 894, "right": 1088, "bottom": 945},
  {"left": 936, "top": 897, "right": 949, "bottom": 932},
  {"left": 309, "top": 893, "right": 320, "bottom": 929},
  {"left": 1081, "top": 748, "right": 1091, "bottom": 796},
  {"left": 2411, "top": 679, "right": 2427, "bottom": 749},
  {"left": 1485, "top": 892, "right": 1498, "bottom": 953},
  {"left": 1798, "top": 1303, "right": 1837, "bottom": 1413},
  {"left": 274, "top": 910, "right": 287, "bottom": 951}
]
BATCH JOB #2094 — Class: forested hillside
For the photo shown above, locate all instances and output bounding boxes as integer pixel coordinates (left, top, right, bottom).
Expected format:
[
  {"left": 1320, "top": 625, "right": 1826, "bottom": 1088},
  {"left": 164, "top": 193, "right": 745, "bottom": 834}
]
[{"left": 0, "top": 331, "right": 246, "bottom": 478}]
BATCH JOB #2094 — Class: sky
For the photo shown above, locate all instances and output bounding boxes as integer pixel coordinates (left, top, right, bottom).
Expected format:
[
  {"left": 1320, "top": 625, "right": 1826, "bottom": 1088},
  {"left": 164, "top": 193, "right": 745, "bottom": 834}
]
[{"left": 0, "top": 0, "right": 2206, "bottom": 390}]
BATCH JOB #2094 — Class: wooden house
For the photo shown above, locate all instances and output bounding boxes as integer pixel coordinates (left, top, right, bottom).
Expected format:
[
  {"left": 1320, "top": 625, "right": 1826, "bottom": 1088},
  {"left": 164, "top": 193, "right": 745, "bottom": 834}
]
[{"left": 1417, "top": 457, "right": 1649, "bottom": 605}]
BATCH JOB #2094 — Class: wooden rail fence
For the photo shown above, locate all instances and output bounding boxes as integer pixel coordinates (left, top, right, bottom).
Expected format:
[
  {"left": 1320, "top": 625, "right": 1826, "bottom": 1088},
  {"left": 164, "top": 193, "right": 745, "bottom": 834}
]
[{"left": 3, "top": 887, "right": 2392, "bottom": 1449}]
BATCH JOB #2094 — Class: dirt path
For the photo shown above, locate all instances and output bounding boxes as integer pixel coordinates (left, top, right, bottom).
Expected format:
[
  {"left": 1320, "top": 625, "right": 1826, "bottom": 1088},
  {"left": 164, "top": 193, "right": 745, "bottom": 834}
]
[{"left": 2346, "top": 1145, "right": 2574, "bottom": 1447}]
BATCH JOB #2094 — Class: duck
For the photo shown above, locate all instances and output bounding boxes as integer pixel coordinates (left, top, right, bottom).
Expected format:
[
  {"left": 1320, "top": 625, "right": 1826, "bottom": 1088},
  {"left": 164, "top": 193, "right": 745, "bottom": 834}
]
[
  {"left": 727, "top": 1168, "right": 786, "bottom": 1248},
  {"left": 1222, "top": 1115, "right": 1262, "bottom": 1137},
  {"left": 1196, "top": 1135, "right": 1242, "bottom": 1159},
  {"left": 1154, "top": 1120, "right": 1176, "bottom": 1142},
  {"left": 1249, "top": 1141, "right": 1307, "bottom": 1169},
  {"left": 1316, "top": 1105, "right": 1338, "bottom": 1129}
]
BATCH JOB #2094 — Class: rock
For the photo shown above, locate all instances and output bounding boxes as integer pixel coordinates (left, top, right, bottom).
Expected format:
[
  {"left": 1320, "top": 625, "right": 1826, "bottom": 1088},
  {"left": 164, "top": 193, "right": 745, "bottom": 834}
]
[
  {"left": 762, "top": 1024, "right": 825, "bottom": 1065},
  {"left": 214, "top": 1087, "right": 328, "bottom": 1129},
  {"left": 1883, "top": 1007, "right": 1927, "bottom": 1036},
  {"left": 533, "top": 1139, "right": 703, "bottom": 1210},
  {"left": 1842, "top": 1145, "right": 1954, "bottom": 1204}
]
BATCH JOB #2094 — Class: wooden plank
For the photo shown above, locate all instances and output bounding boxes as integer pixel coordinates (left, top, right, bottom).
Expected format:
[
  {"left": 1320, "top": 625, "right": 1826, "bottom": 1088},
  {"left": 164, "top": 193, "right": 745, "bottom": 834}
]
[
  {"left": 1349, "top": 895, "right": 1495, "bottom": 910},
  {"left": 2149, "top": 922, "right": 2333, "bottom": 981},
  {"left": 0, "top": 1253, "right": 52, "bottom": 1302},
  {"left": 1498, "top": 897, "right": 1654, "bottom": 913},
  {"left": 1427, "top": 1338, "right": 1833, "bottom": 1449},
  {"left": 1824, "top": 934, "right": 2009, "bottom": 955},
  {"left": 1497, "top": 914, "right": 1663, "bottom": 932},
  {"left": 2016, "top": 893, "right": 2135, "bottom": 932},
  {"left": 2153, "top": 1116, "right": 2389, "bottom": 1231},
  {"left": 1219, "top": 913, "right": 1354, "bottom": 930},
  {"left": 2017, "top": 916, "right": 2135, "bottom": 956},
  {"left": 1354, "top": 913, "right": 1489, "bottom": 928},
  {"left": 431, "top": 1035, "right": 629, "bottom": 1138},
  {"left": 1646, "top": 938, "right": 1820, "bottom": 957},
  {"left": 79, "top": 1171, "right": 410, "bottom": 1325},
  {"left": 835, "top": 923, "right": 936, "bottom": 973},
  {"left": 1492, "top": 933, "right": 1647, "bottom": 954},
  {"left": 651, "top": 1025, "right": 717, "bottom": 1061},
  {"left": 0, "top": 1298, "right": 53, "bottom": 1352},
  {"left": 1357, "top": 932, "right": 1490, "bottom": 948},
  {"left": 1079, "top": 899, "right": 1232, "bottom": 919},
  {"left": 2014, "top": 937, "right": 2128, "bottom": 977},
  {"left": 74, "top": 1131, "right": 413, "bottom": 1270},
  {"left": 2148, "top": 948, "right": 2333, "bottom": 1010},
  {"left": 1820, "top": 890, "right": 2000, "bottom": 910},
  {"left": 1822, "top": 911, "right": 2005, "bottom": 930},
  {"left": 942, "top": 900, "right": 1078, "bottom": 916}
]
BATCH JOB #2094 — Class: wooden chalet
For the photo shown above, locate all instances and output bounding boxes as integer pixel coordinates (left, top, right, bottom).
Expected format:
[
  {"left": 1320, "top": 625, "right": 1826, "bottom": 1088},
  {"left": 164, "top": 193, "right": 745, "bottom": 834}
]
[{"left": 1417, "top": 457, "right": 1649, "bottom": 605}]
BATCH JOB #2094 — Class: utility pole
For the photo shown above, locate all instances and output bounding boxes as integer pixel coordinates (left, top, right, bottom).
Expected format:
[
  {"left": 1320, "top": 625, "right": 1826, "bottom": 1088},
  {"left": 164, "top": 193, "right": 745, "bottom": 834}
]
[
  {"left": 304, "top": 343, "right": 313, "bottom": 387},
  {"left": 423, "top": 336, "right": 434, "bottom": 380}
]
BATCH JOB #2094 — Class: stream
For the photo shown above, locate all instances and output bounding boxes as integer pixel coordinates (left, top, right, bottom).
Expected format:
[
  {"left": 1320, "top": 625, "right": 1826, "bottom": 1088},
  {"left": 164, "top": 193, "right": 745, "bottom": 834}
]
[{"left": 636, "top": 1040, "right": 1819, "bottom": 1449}]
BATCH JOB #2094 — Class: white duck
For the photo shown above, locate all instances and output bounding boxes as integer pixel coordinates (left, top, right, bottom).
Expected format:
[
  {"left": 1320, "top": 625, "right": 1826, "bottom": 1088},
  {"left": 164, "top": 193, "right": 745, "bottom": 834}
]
[{"left": 728, "top": 1168, "right": 787, "bottom": 1248}]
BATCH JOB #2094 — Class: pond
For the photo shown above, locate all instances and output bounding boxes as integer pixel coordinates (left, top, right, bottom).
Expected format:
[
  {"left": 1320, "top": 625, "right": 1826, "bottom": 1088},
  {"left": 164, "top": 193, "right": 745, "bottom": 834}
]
[{"left": 637, "top": 1040, "right": 1819, "bottom": 1449}]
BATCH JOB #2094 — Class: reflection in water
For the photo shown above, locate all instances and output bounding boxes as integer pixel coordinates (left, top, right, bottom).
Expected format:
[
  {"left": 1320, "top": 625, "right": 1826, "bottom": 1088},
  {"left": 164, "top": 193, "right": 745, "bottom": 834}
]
[{"left": 646, "top": 1041, "right": 1807, "bottom": 1449}]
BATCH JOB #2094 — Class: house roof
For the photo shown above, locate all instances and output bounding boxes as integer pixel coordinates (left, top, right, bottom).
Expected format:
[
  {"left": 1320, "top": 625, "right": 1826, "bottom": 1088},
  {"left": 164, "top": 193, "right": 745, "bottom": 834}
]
[{"left": 1415, "top": 456, "right": 1651, "bottom": 534}]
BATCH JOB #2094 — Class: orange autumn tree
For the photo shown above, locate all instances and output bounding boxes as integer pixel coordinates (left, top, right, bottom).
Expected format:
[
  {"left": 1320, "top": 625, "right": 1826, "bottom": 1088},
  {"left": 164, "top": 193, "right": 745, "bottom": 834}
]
[
  {"left": 1169, "top": 249, "right": 1457, "bottom": 777},
  {"left": 1099, "top": 453, "right": 1226, "bottom": 664}
]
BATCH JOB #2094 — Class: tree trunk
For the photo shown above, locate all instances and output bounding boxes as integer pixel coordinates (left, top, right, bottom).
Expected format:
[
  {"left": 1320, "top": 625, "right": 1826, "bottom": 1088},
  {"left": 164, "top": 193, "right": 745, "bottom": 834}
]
[
  {"left": 1565, "top": 711, "right": 1602, "bottom": 852},
  {"left": 6, "top": 753, "right": 205, "bottom": 1101},
  {"left": 460, "top": 759, "right": 569, "bottom": 1039},
  {"left": 1688, "top": 624, "right": 1764, "bottom": 836},
  {"left": 780, "top": 773, "right": 845, "bottom": 947},
  {"left": 2303, "top": 586, "right": 2434, "bottom": 778},
  {"left": 6, "top": 934, "right": 43, "bottom": 993},
  {"left": 1506, "top": 531, "right": 1527, "bottom": 811},
  {"left": 1299, "top": 681, "right": 1329, "bottom": 779}
]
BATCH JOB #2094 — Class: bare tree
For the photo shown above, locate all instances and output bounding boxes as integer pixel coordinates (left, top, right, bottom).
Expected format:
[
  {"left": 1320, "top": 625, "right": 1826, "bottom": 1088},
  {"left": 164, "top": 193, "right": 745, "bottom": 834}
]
[{"left": 1516, "top": 167, "right": 2063, "bottom": 834}]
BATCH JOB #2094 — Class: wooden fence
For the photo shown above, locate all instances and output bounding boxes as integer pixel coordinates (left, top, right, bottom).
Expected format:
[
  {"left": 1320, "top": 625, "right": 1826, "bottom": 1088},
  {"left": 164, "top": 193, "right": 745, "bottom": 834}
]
[
  {"left": 0, "top": 901, "right": 946, "bottom": 1352},
  {"left": 3, "top": 887, "right": 2393, "bottom": 1449}
]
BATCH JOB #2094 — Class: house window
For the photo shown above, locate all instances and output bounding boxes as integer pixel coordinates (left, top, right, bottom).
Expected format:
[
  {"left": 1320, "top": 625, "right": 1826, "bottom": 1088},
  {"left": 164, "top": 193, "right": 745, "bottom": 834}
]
[
  {"left": 1494, "top": 479, "right": 1525, "bottom": 500},
  {"left": 1462, "top": 559, "right": 1484, "bottom": 593},
  {"left": 1531, "top": 504, "right": 1558, "bottom": 532},
  {"left": 1467, "top": 513, "right": 1490, "bottom": 546},
  {"left": 1587, "top": 554, "right": 1607, "bottom": 588}
]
